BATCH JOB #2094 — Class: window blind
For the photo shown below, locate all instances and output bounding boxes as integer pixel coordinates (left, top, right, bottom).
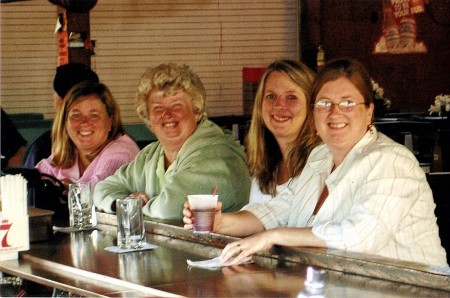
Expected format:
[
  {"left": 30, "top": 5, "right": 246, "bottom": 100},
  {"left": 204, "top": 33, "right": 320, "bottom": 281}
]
[{"left": 1, "top": 0, "right": 299, "bottom": 123}]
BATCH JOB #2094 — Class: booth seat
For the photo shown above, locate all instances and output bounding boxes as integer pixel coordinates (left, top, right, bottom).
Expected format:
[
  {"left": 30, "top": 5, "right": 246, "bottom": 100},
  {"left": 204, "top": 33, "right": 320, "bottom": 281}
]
[
  {"left": 124, "top": 123, "right": 156, "bottom": 149},
  {"left": 13, "top": 119, "right": 156, "bottom": 151},
  {"left": 9, "top": 113, "right": 44, "bottom": 122},
  {"left": 17, "top": 120, "right": 53, "bottom": 148}
]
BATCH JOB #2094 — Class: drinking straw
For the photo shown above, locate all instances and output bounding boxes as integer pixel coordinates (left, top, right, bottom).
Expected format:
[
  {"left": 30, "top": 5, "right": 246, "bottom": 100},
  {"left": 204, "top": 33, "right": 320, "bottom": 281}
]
[{"left": 212, "top": 185, "right": 218, "bottom": 197}]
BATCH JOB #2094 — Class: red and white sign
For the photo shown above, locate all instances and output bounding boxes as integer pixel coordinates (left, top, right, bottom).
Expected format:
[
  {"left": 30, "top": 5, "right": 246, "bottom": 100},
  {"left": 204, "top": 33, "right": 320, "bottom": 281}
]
[
  {"left": 0, "top": 215, "right": 29, "bottom": 260},
  {"left": 373, "top": 0, "right": 427, "bottom": 54}
]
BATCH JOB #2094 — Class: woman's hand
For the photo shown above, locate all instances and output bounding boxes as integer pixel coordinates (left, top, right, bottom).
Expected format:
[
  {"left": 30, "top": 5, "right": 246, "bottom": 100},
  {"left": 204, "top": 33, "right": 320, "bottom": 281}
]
[
  {"left": 220, "top": 227, "right": 327, "bottom": 265},
  {"left": 129, "top": 192, "right": 149, "bottom": 206},
  {"left": 183, "top": 200, "right": 223, "bottom": 231},
  {"left": 220, "top": 230, "right": 275, "bottom": 266}
]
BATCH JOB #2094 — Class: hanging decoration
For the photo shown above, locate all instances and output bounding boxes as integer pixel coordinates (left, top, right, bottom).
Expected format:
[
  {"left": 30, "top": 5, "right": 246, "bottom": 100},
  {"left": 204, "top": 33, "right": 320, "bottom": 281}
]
[
  {"left": 373, "top": 0, "right": 428, "bottom": 54},
  {"left": 56, "top": 13, "right": 69, "bottom": 66},
  {"left": 48, "top": 0, "right": 97, "bottom": 13},
  {"left": 49, "top": 0, "right": 96, "bottom": 66}
]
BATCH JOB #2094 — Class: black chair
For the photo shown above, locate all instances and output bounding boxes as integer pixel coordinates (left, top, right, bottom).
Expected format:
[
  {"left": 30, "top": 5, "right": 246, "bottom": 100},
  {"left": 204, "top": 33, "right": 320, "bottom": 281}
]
[
  {"left": 209, "top": 115, "right": 251, "bottom": 144},
  {"left": 399, "top": 121, "right": 435, "bottom": 166},
  {"left": 374, "top": 121, "right": 426, "bottom": 162},
  {"left": 374, "top": 120, "right": 404, "bottom": 144},
  {"left": 431, "top": 129, "right": 450, "bottom": 172},
  {"left": 426, "top": 172, "right": 450, "bottom": 263}
]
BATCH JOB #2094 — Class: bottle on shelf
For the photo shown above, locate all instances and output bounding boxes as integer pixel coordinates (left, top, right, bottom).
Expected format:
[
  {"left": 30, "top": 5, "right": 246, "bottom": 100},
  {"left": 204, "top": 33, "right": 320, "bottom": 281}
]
[{"left": 316, "top": 45, "right": 325, "bottom": 72}]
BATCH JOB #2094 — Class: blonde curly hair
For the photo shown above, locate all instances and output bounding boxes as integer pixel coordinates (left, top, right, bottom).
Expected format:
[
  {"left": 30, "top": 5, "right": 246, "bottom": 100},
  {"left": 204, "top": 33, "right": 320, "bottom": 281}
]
[{"left": 135, "top": 63, "right": 207, "bottom": 128}]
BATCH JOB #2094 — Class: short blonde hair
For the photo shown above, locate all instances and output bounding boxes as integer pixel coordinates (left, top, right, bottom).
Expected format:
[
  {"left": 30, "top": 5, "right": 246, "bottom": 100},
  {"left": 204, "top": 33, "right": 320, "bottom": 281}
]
[{"left": 135, "top": 63, "right": 207, "bottom": 127}]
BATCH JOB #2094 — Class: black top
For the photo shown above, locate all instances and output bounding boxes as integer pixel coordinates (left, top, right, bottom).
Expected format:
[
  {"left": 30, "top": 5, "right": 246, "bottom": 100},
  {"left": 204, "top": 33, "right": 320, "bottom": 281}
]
[
  {"left": 1, "top": 108, "right": 27, "bottom": 169},
  {"left": 23, "top": 129, "right": 52, "bottom": 168}
]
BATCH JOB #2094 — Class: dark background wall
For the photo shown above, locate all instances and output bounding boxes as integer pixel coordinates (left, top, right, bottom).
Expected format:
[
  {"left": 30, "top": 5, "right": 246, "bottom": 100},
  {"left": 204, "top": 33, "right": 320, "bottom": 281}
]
[{"left": 301, "top": 0, "right": 450, "bottom": 113}]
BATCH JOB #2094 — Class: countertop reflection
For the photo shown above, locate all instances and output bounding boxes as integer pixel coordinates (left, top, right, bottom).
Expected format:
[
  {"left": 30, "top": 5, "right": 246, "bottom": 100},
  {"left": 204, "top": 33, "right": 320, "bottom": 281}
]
[{"left": 4, "top": 225, "right": 447, "bottom": 297}]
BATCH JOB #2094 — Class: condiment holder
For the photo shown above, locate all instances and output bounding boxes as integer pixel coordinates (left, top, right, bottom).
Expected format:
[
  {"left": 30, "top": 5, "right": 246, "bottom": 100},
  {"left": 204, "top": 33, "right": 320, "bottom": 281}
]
[{"left": 0, "top": 174, "right": 30, "bottom": 261}]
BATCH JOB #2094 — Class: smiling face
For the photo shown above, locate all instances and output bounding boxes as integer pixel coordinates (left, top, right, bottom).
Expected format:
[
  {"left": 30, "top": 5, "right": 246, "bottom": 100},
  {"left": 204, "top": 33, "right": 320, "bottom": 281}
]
[
  {"left": 147, "top": 90, "right": 199, "bottom": 152},
  {"left": 261, "top": 71, "right": 308, "bottom": 146},
  {"left": 314, "top": 76, "right": 373, "bottom": 163},
  {"left": 66, "top": 95, "right": 112, "bottom": 156}
]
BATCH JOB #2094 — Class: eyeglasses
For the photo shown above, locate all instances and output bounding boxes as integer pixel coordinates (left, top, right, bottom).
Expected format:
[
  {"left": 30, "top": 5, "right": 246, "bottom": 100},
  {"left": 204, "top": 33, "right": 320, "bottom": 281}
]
[{"left": 313, "top": 100, "right": 366, "bottom": 113}]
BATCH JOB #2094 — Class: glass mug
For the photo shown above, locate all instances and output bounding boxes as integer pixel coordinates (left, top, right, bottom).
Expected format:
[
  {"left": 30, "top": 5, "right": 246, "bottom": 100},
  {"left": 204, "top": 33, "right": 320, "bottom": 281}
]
[
  {"left": 116, "top": 196, "right": 145, "bottom": 249},
  {"left": 68, "top": 182, "right": 96, "bottom": 229}
]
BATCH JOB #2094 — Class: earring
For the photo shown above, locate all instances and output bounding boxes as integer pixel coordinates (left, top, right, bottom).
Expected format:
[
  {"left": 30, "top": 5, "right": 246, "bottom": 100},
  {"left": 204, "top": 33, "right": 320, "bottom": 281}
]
[{"left": 368, "top": 124, "right": 374, "bottom": 134}]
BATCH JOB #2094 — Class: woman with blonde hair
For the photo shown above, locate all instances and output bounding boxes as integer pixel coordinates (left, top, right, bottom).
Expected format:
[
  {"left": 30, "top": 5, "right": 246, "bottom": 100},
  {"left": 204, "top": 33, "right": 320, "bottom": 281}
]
[
  {"left": 94, "top": 63, "right": 251, "bottom": 220},
  {"left": 36, "top": 81, "right": 139, "bottom": 189},
  {"left": 246, "top": 59, "right": 319, "bottom": 203}
]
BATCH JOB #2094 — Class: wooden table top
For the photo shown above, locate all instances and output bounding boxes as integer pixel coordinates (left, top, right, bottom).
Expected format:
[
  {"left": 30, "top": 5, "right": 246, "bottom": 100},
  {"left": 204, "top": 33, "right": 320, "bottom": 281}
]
[{"left": 0, "top": 213, "right": 448, "bottom": 297}]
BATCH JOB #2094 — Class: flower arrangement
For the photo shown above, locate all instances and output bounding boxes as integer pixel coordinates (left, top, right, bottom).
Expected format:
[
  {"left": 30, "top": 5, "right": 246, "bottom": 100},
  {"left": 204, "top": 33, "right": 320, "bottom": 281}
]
[
  {"left": 428, "top": 94, "right": 450, "bottom": 117},
  {"left": 371, "top": 79, "right": 392, "bottom": 117}
]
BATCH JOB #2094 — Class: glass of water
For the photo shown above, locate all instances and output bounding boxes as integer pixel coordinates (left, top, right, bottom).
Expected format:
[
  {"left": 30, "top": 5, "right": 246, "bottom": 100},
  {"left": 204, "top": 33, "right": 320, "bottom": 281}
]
[
  {"left": 68, "top": 182, "right": 96, "bottom": 229},
  {"left": 116, "top": 196, "right": 145, "bottom": 249}
]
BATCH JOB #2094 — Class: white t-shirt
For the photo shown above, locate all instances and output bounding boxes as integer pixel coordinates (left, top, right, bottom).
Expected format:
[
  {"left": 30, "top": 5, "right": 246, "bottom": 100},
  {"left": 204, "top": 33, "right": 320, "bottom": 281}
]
[{"left": 248, "top": 178, "right": 290, "bottom": 204}]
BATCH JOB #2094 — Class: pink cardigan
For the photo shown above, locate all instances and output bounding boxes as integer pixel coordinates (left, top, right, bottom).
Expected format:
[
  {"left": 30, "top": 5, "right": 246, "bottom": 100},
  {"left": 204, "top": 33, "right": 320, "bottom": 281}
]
[{"left": 36, "top": 134, "right": 140, "bottom": 189}]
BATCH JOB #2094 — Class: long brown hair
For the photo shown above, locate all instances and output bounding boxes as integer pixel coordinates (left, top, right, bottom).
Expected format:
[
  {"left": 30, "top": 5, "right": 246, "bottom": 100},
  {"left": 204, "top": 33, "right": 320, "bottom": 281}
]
[
  {"left": 51, "top": 81, "right": 125, "bottom": 168},
  {"left": 246, "top": 60, "right": 319, "bottom": 196}
]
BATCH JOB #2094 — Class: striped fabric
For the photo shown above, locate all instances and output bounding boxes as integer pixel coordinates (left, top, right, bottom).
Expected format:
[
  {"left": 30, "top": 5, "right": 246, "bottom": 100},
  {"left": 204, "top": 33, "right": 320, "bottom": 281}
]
[{"left": 244, "top": 128, "right": 448, "bottom": 267}]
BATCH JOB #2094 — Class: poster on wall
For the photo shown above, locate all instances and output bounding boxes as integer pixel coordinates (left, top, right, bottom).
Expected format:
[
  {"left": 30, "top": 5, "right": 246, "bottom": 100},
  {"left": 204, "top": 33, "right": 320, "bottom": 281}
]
[{"left": 373, "top": 0, "right": 428, "bottom": 54}]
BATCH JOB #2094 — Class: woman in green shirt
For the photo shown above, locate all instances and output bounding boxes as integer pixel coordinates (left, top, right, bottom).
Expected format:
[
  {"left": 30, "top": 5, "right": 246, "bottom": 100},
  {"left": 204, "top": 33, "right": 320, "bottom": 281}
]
[{"left": 94, "top": 63, "right": 251, "bottom": 221}]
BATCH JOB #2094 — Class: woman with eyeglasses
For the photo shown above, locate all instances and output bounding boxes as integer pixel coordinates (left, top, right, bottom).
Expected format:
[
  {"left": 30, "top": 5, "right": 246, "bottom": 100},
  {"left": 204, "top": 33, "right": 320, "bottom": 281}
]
[{"left": 183, "top": 58, "right": 448, "bottom": 267}]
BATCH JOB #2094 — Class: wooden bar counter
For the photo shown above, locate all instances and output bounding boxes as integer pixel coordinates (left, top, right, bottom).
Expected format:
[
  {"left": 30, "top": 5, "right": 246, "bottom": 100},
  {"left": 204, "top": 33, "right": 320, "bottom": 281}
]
[{"left": 0, "top": 212, "right": 449, "bottom": 297}]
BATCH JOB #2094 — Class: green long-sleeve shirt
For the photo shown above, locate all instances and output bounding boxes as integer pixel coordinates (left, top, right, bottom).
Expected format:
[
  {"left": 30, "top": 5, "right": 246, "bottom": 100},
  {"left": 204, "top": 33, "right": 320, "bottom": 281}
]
[{"left": 94, "top": 119, "right": 251, "bottom": 221}]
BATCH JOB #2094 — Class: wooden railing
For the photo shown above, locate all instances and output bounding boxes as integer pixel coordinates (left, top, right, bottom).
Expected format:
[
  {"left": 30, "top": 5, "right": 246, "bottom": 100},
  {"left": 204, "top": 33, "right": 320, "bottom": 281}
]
[{"left": 96, "top": 212, "right": 450, "bottom": 292}]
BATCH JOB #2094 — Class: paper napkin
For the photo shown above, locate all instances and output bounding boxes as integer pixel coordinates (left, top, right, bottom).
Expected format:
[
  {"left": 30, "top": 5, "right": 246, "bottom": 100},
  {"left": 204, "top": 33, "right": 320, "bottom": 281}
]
[
  {"left": 187, "top": 256, "right": 253, "bottom": 268},
  {"left": 104, "top": 243, "right": 158, "bottom": 254}
]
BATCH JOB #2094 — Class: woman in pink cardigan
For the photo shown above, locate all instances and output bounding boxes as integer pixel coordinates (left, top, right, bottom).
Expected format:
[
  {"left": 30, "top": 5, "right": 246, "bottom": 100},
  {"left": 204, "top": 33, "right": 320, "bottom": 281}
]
[{"left": 36, "top": 81, "right": 139, "bottom": 190}]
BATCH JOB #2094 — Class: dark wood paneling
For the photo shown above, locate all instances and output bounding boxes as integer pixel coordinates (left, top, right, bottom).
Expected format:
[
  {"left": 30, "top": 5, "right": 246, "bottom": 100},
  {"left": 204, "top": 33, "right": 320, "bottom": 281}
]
[{"left": 301, "top": 0, "right": 450, "bottom": 113}]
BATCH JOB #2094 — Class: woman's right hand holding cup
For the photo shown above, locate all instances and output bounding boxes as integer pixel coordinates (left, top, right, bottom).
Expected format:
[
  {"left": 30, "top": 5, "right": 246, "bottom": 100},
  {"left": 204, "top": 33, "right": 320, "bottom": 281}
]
[{"left": 183, "top": 200, "right": 222, "bottom": 232}]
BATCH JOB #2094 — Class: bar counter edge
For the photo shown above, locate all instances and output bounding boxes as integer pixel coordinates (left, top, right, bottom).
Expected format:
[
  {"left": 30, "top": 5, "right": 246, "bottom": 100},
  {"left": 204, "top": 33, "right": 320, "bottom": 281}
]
[
  {"left": 1, "top": 211, "right": 448, "bottom": 297},
  {"left": 92, "top": 212, "right": 450, "bottom": 292}
]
